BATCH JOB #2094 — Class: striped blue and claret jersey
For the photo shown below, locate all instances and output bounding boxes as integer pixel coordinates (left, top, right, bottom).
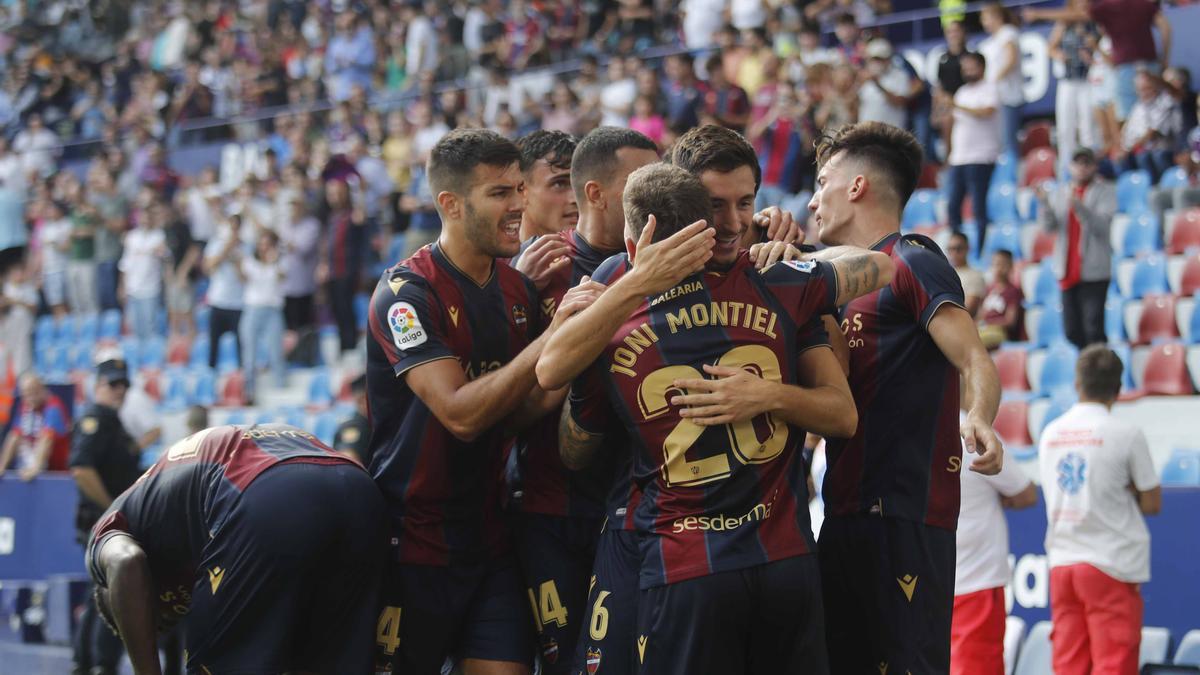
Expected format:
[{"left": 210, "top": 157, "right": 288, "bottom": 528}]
[
  {"left": 578, "top": 251, "right": 838, "bottom": 589},
  {"left": 510, "top": 229, "right": 619, "bottom": 519},
  {"left": 365, "top": 243, "right": 541, "bottom": 566},
  {"left": 823, "top": 232, "right": 966, "bottom": 531},
  {"left": 87, "top": 425, "right": 358, "bottom": 620}
]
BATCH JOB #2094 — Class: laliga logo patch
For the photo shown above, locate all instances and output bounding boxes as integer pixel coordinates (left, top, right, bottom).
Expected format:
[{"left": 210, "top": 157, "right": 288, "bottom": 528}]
[
  {"left": 512, "top": 304, "right": 528, "bottom": 325},
  {"left": 783, "top": 260, "right": 816, "bottom": 273},
  {"left": 389, "top": 302, "right": 427, "bottom": 351},
  {"left": 586, "top": 647, "right": 602, "bottom": 674}
]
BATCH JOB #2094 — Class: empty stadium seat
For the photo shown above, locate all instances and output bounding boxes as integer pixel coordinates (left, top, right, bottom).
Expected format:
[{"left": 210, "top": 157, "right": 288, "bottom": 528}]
[
  {"left": 216, "top": 333, "right": 239, "bottom": 373},
  {"left": 166, "top": 334, "right": 190, "bottom": 365},
  {"left": 902, "top": 189, "right": 939, "bottom": 230},
  {"left": 1134, "top": 295, "right": 1181, "bottom": 345},
  {"left": 159, "top": 369, "right": 189, "bottom": 412},
  {"left": 1025, "top": 261, "right": 1060, "bottom": 306},
  {"left": 1005, "top": 615, "right": 1026, "bottom": 675},
  {"left": 34, "top": 315, "right": 55, "bottom": 346},
  {"left": 98, "top": 309, "right": 122, "bottom": 340},
  {"left": 1160, "top": 166, "right": 1190, "bottom": 189},
  {"left": 994, "top": 348, "right": 1031, "bottom": 392},
  {"left": 1168, "top": 209, "right": 1200, "bottom": 254},
  {"left": 1014, "top": 621, "right": 1053, "bottom": 675},
  {"left": 308, "top": 368, "right": 333, "bottom": 406},
  {"left": 1185, "top": 296, "right": 1200, "bottom": 344},
  {"left": 1020, "top": 121, "right": 1052, "bottom": 156},
  {"left": 988, "top": 183, "right": 1020, "bottom": 223},
  {"left": 1161, "top": 449, "right": 1200, "bottom": 487},
  {"left": 1181, "top": 256, "right": 1200, "bottom": 297},
  {"left": 189, "top": 368, "right": 216, "bottom": 406},
  {"left": 1141, "top": 627, "right": 1172, "bottom": 668},
  {"left": 984, "top": 222, "right": 1023, "bottom": 260},
  {"left": 190, "top": 335, "right": 210, "bottom": 369},
  {"left": 1175, "top": 629, "right": 1200, "bottom": 666},
  {"left": 1021, "top": 148, "right": 1056, "bottom": 187},
  {"left": 1028, "top": 304, "right": 1065, "bottom": 347},
  {"left": 1037, "top": 343, "right": 1078, "bottom": 397},
  {"left": 1030, "top": 229, "right": 1056, "bottom": 263},
  {"left": 1107, "top": 297, "right": 1128, "bottom": 342},
  {"left": 994, "top": 151, "right": 1019, "bottom": 186},
  {"left": 194, "top": 305, "right": 211, "bottom": 335},
  {"left": 1142, "top": 343, "right": 1195, "bottom": 395},
  {"left": 72, "top": 313, "right": 98, "bottom": 344},
  {"left": 314, "top": 411, "right": 340, "bottom": 446},
  {"left": 995, "top": 400, "right": 1034, "bottom": 446},
  {"left": 354, "top": 293, "right": 370, "bottom": 332},
  {"left": 139, "top": 337, "right": 166, "bottom": 370},
  {"left": 219, "top": 370, "right": 246, "bottom": 406},
  {"left": 1121, "top": 213, "right": 1161, "bottom": 258},
  {"left": 1111, "top": 342, "right": 1138, "bottom": 392},
  {"left": 1130, "top": 255, "right": 1172, "bottom": 299},
  {"left": 1117, "top": 170, "right": 1152, "bottom": 214}
]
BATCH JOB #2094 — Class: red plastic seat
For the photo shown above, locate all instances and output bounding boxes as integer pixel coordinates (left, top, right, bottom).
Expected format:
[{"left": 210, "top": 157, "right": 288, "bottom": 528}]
[
  {"left": 993, "top": 349, "right": 1031, "bottom": 392},
  {"left": 1136, "top": 294, "right": 1181, "bottom": 345},
  {"left": 166, "top": 334, "right": 191, "bottom": 365},
  {"left": 219, "top": 370, "right": 246, "bottom": 406},
  {"left": 1168, "top": 208, "right": 1200, "bottom": 255},
  {"left": 1142, "top": 343, "right": 1196, "bottom": 395},
  {"left": 1022, "top": 148, "right": 1058, "bottom": 187},
  {"left": 1019, "top": 121, "right": 1053, "bottom": 156},
  {"left": 1181, "top": 254, "right": 1200, "bottom": 297},
  {"left": 1031, "top": 230, "right": 1057, "bottom": 263},
  {"left": 994, "top": 400, "right": 1034, "bottom": 446}
]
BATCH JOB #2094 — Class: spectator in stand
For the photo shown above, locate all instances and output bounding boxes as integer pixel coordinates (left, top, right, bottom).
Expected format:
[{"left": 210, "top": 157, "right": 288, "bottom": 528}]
[
  {"left": 944, "top": 51, "right": 1001, "bottom": 259},
  {"left": 319, "top": 178, "right": 366, "bottom": 356},
  {"left": 1048, "top": 0, "right": 1101, "bottom": 175},
  {"left": 700, "top": 53, "right": 751, "bottom": 133},
  {"left": 1164, "top": 68, "right": 1197, "bottom": 132},
  {"left": 1036, "top": 148, "right": 1114, "bottom": 349},
  {"left": 0, "top": 374, "right": 70, "bottom": 479},
  {"left": 600, "top": 56, "right": 638, "bottom": 128},
  {"left": 180, "top": 166, "right": 220, "bottom": 248},
  {"left": 85, "top": 166, "right": 126, "bottom": 313},
  {"left": 935, "top": 20, "right": 969, "bottom": 162},
  {"left": 663, "top": 53, "right": 706, "bottom": 132},
  {"left": 66, "top": 196, "right": 100, "bottom": 316},
  {"left": 325, "top": 11, "right": 377, "bottom": 103},
  {"left": 833, "top": 12, "right": 867, "bottom": 68},
  {"left": 747, "top": 81, "right": 815, "bottom": 207},
  {"left": 160, "top": 199, "right": 200, "bottom": 338},
  {"left": 979, "top": 3, "right": 1024, "bottom": 159},
  {"left": 542, "top": 81, "right": 583, "bottom": 136},
  {"left": 1150, "top": 127, "right": 1200, "bottom": 223},
  {"left": 947, "top": 231, "right": 987, "bottom": 318},
  {"left": 280, "top": 196, "right": 321, "bottom": 335},
  {"left": 736, "top": 27, "right": 775, "bottom": 97},
  {"left": 38, "top": 199, "right": 72, "bottom": 319},
  {"left": 119, "top": 199, "right": 168, "bottom": 342},
  {"left": 1039, "top": 345, "right": 1161, "bottom": 675},
  {"left": 1114, "top": 70, "right": 1183, "bottom": 182},
  {"left": 857, "top": 39, "right": 912, "bottom": 131},
  {"left": 812, "top": 63, "right": 859, "bottom": 132},
  {"left": 203, "top": 213, "right": 247, "bottom": 369},
  {"left": 13, "top": 113, "right": 59, "bottom": 179},
  {"left": 978, "top": 249, "right": 1025, "bottom": 348},
  {"left": 239, "top": 230, "right": 287, "bottom": 404},
  {"left": 334, "top": 372, "right": 371, "bottom": 466},
  {"left": 682, "top": 0, "right": 728, "bottom": 50},
  {"left": 951, "top": 418, "right": 1036, "bottom": 675},
  {"left": 629, "top": 94, "right": 666, "bottom": 148},
  {"left": 0, "top": 260, "right": 37, "bottom": 375}
]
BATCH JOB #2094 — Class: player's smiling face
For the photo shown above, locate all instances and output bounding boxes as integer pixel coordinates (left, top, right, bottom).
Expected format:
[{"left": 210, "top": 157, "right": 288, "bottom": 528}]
[
  {"left": 464, "top": 161, "right": 526, "bottom": 258},
  {"left": 698, "top": 165, "right": 756, "bottom": 268},
  {"left": 524, "top": 157, "right": 577, "bottom": 234},
  {"left": 809, "top": 152, "right": 854, "bottom": 246}
]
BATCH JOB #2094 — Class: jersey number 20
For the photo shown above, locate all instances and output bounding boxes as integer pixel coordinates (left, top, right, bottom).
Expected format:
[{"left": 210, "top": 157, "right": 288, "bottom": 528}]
[{"left": 637, "top": 345, "right": 788, "bottom": 487}]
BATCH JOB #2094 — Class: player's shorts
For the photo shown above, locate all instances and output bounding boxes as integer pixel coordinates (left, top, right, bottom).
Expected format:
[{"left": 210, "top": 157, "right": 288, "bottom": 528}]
[
  {"left": 819, "top": 514, "right": 956, "bottom": 675},
  {"left": 514, "top": 512, "right": 602, "bottom": 674},
  {"left": 572, "top": 526, "right": 641, "bottom": 675},
  {"left": 376, "top": 553, "right": 536, "bottom": 674},
  {"left": 184, "top": 460, "right": 387, "bottom": 675},
  {"left": 635, "top": 554, "right": 827, "bottom": 675}
]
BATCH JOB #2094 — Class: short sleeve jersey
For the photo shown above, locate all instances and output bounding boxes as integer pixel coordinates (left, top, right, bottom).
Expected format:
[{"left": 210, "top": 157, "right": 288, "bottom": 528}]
[
  {"left": 511, "top": 229, "right": 619, "bottom": 519},
  {"left": 365, "top": 243, "right": 541, "bottom": 566},
  {"left": 86, "top": 425, "right": 356, "bottom": 622},
  {"left": 578, "top": 251, "right": 837, "bottom": 588},
  {"left": 823, "top": 233, "right": 966, "bottom": 530}
]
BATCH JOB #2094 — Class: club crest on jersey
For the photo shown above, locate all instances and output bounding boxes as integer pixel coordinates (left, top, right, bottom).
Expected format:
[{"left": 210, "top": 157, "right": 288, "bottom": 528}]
[
  {"left": 388, "top": 302, "right": 427, "bottom": 350},
  {"left": 783, "top": 260, "right": 816, "bottom": 273},
  {"left": 541, "top": 637, "right": 559, "bottom": 663},
  {"left": 586, "top": 647, "right": 602, "bottom": 674},
  {"left": 512, "top": 304, "right": 528, "bottom": 325}
]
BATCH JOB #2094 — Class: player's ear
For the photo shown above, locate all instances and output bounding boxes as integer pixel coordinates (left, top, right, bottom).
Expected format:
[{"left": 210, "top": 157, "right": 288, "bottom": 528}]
[
  {"left": 625, "top": 223, "right": 638, "bottom": 262},
  {"left": 584, "top": 180, "right": 605, "bottom": 210},
  {"left": 435, "top": 190, "right": 460, "bottom": 219},
  {"left": 847, "top": 174, "right": 866, "bottom": 202}
]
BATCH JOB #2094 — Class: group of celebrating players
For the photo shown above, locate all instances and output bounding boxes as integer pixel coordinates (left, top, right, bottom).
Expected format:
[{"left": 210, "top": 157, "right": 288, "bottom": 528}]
[{"left": 84, "top": 119, "right": 1005, "bottom": 675}]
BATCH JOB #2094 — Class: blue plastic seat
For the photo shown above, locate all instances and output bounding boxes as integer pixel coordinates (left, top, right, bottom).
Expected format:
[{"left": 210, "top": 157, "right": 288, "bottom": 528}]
[
  {"left": 1159, "top": 166, "right": 1189, "bottom": 189},
  {"left": 1030, "top": 261, "right": 1060, "bottom": 306},
  {"left": 71, "top": 343, "right": 93, "bottom": 371},
  {"left": 1038, "top": 343, "right": 1079, "bottom": 397},
  {"left": 1191, "top": 294, "right": 1200, "bottom": 344},
  {"left": 1161, "top": 449, "right": 1200, "bottom": 487},
  {"left": 1110, "top": 342, "right": 1137, "bottom": 391},
  {"left": 190, "top": 335, "right": 211, "bottom": 369},
  {"left": 193, "top": 305, "right": 211, "bottom": 335},
  {"left": 34, "top": 315, "right": 56, "bottom": 346},
  {"left": 223, "top": 409, "right": 247, "bottom": 426},
  {"left": 988, "top": 183, "right": 1020, "bottom": 223},
  {"left": 1117, "top": 169, "right": 1152, "bottom": 214},
  {"left": 902, "top": 189, "right": 939, "bottom": 231},
  {"left": 1041, "top": 395, "right": 1074, "bottom": 435},
  {"left": 308, "top": 368, "right": 333, "bottom": 406},
  {"left": 1035, "top": 304, "right": 1065, "bottom": 347},
  {"left": 1174, "top": 629, "right": 1200, "bottom": 666},
  {"left": 160, "top": 369, "right": 189, "bottom": 411},
  {"left": 983, "top": 222, "right": 1023, "bottom": 260},
  {"left": 992, "top": 152, "right": 1018, "bottom": 188},
  {"left": 98, "top": 309, "right": 122, "bottom": 340},
  {"left": 189, "top": 368, "right": 216, "bottom": 406},
  {"left": 72, "top": 313, "right": 98, "bottom": 344},
  {"left": 1130, "top": 254, "right": 1171, "bottom": 299},
  {"left": 313, "top": 412, "right": 340, "bottom": 446},
  {"left": 1121, "top": 213, "right": 1161, "bottom": 258},
  {"left": 139, "top": 337, "right": 167, "bottom": 370},
  {"left": 1140, "top": 626, "right": 1171, "bottom": 667},
  {"left": 1105, "top": 297, "right": 1126, "bottom": 342},
  {"left": 354, "top": 294, "right": 370, "bottom": 332},
  {"left": 216, "top": 333, "right": 240, "bottom": 373}
]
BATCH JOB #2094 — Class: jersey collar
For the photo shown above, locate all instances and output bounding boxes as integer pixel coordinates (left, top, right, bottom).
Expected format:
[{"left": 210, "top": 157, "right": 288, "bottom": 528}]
[
  {"left": 869, "top": 231, "right": 902, "bottom": 251},
  {"left": 431, "top": 241, "right": 495, "bottom": 289}
]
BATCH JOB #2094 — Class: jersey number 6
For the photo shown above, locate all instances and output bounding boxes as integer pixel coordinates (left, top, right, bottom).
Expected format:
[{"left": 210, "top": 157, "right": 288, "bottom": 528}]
[{"left": 637, "top": 345, "right": 788, "bottom": 487}]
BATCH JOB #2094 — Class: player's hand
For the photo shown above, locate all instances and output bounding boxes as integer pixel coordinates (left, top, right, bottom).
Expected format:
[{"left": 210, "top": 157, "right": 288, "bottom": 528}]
[
  {"left": 627, "top": 215, "right": 714, "bottom": 295},
  {"left": 961, "top": 415, "right": 1004, "bottom": 475},
  {"left": 515, "top": 236, "right": 572, "bottom": 291},
  {"left": 752, "top": 206, "right": 802, "bottom": 244},
  {"left": 748, "top": 241, "right": 804, "bottom": 270},
  {"left": 549, "top": 276, "right": 606, "bottom": 330},
  {"left": 670, "top": 364, "right": 772, "bottom": 426}
]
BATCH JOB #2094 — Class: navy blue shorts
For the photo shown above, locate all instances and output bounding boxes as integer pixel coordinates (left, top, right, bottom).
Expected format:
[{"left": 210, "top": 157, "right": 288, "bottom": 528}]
[
  {"left": 185, "top": 461, "right": 387, "bottom": 675},
  {"left": 377, "top": 554, "right": 536, "bottom": 674},
  {"left": 635, "top": 555, "right": 827, "bottom": 675},
  {"left": 819, "top": 515, "right": 956, "bottom": 675},
  {"left": 572, "top": 526, "right": 641, "bottom": 675},
  {"left": 514, "top": 513, "right": 602, "bottom": 674}
]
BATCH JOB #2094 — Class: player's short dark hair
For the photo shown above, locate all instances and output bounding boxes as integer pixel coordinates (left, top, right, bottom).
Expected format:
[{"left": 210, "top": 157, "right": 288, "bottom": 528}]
[
  {"left": 669, "top": 124, "right": 762, "bottom": 192},
  {"left": 571, "top": 127, "right": 658, "bottom": 204},
  {"left": 1076, "top": 345, "right": 1123, "bottom": 402},
  {"left": 623, "top": 163, "right": 713, "bottom": 244},
  {"left": 815, "top": 121, "right": 924, "bottom": 214},
  {"left": 427, "top": 128, "right": 521, "bottom": 198},
  {"left": 517, "top": 129, "right": 576, "bottom": 175},
  {"left": 961, "top": 51, "right": 986, "bottom": 69}
]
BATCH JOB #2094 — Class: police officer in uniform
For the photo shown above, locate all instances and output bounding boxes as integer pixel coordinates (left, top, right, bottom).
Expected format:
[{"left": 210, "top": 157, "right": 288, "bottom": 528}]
[
  {"left": 333, "top": 373, "right": 371, "bottom": 466},
  {"left": 70, "top": 358, "right": 141, "bottom": 675}
]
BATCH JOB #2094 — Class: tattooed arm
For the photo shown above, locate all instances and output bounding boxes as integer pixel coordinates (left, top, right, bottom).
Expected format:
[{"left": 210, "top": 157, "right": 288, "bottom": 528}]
[
  {"left": 558, "top": 399, "right": 605, "bottom": 470},
  {"left": 808, "top": 247, "right": 895, "bottom": 306}
]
